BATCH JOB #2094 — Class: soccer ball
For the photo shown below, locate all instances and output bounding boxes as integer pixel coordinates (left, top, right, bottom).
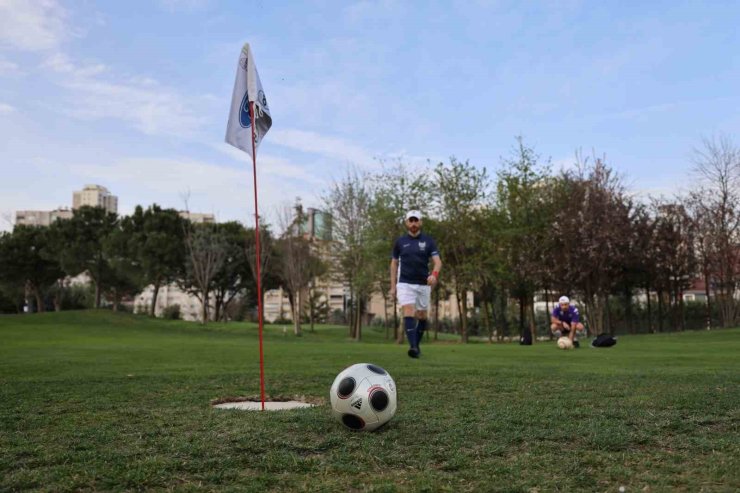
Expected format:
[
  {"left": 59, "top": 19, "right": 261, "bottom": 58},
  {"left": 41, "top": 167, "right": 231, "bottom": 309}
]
[
  {"left": 557, "top": 336, "right": 574, "bottom": 350},
  {"left": 330, "top": 363, "right": 397, "bottom": 432}
]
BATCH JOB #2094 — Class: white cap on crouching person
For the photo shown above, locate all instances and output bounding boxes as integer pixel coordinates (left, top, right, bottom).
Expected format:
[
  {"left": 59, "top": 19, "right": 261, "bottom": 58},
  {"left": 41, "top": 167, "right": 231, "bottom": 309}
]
[
  {"left": 405, "top": 210, "right": 422, "bottom": 221},
  {"left": 558, "top": 296, "right": 570, "bottom": 304}
]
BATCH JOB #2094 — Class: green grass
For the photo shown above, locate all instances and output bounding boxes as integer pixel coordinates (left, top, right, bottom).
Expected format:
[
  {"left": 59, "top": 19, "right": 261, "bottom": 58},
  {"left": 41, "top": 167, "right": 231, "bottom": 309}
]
[{"left": 1, "top": 311, "right": 738, "bottom": 492}]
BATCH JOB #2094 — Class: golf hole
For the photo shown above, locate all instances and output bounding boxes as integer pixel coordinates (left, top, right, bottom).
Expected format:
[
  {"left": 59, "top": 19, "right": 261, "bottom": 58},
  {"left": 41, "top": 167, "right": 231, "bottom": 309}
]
[{"left": 211, "top": 395, "right": 322, "bottom": 411}]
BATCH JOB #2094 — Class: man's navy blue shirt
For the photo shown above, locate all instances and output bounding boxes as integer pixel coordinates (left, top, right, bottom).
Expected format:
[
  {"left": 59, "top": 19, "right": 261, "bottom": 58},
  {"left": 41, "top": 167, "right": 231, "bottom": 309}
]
[{"left": 392, "top": 232, "right": 439, "bottom": 285}]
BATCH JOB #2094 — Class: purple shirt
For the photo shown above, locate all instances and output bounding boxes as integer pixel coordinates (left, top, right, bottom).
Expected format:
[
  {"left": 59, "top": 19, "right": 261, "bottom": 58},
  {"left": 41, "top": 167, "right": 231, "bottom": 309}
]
[{"left": 552, "top": 305, "right": 580, "bottom": 324}]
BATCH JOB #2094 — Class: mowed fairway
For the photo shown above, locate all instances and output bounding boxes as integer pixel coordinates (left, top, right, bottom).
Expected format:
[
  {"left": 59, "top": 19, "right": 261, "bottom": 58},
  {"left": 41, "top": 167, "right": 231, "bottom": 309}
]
[{"left": 1, "top": 312, "right": 738, "bottom": 492}]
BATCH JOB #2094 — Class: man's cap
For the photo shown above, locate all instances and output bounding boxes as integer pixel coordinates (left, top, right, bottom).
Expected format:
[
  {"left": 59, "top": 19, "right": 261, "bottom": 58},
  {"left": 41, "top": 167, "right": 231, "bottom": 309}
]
[
  {"left": 405, "top": 210, "right": 422, "bottom": 221},
  {"left": 558, "top": 296, "right": 570, "bottom": 304}
]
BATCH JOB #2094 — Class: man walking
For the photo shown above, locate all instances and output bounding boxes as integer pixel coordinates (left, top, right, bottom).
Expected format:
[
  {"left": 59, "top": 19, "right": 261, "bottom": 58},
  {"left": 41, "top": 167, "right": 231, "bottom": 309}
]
[{"left": 390, "top": 210, "right": 442, "bottom": 358}]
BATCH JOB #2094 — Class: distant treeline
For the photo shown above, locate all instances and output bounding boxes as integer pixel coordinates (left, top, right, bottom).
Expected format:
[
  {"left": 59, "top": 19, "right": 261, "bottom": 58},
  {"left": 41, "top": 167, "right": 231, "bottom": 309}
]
[{"left": 1, "top": 136, "right": 739, "bottom": 341}]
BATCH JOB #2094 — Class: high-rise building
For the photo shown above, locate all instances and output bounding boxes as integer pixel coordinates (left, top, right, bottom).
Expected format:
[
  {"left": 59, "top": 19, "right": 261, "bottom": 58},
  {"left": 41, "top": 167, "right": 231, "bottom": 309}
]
[{"left": 73, "top": 185, "right": 118, "bottom": 214}]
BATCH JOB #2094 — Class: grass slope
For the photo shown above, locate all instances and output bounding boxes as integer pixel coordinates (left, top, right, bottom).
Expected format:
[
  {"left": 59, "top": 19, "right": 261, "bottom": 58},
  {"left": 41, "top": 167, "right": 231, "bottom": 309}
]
[{"left": 1, "top": 311, "right": 738, "bottom": 492}]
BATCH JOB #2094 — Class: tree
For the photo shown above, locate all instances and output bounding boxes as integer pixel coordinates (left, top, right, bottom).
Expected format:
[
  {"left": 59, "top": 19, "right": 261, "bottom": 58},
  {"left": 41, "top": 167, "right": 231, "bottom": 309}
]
[
  {"left": 430, "top": 157, "right": 490, "bottom": 342},
  {"left": 323, "top": 169, "right": 374, "bottom": 341},
  {"left": 212, "top": 221, "right": 252, "bottom": 322},
  {"left": 104, "top": 218, "right": 145, "bottom": 312},
  {"left": 550, "top": 155, "right": 633, "bottom": 335},
  {"left": 122, "top": 205, "right": 187, "bottom": 316},
  {"left": 495, "top": 138, "right": 553, "bottom": 342},
  {"left": 368, "top": 161, "right": 431, "bottom": 340},
  {"left": 615, "top": 204, "right": 656, "bottom": 333},
  {"left": 245, "top": 222, "right": 278, "bottom": 323},
  {"left": 50, "top": 206, "right": 117, "bottom": 309},
  {"left": 651, "top": 201, "right": 697, "bottom": 331},
  {"left": 690, "top": 134, "right": 740, "bottom": 327},
  {"left": 180, "top": 223, "right": 227, "bottom": 324},
  {"left": 275, "top": 203, "right": 314, "bottom": 336},
  {"left": 0, "top": 226, "right": 63, "bottom": 312}
]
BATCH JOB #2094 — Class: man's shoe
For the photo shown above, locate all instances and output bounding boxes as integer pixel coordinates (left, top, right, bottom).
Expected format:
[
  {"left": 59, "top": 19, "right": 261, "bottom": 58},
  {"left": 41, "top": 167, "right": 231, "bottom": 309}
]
[{"left": 407, "top": 348, "right": 420, "bottom": 358}]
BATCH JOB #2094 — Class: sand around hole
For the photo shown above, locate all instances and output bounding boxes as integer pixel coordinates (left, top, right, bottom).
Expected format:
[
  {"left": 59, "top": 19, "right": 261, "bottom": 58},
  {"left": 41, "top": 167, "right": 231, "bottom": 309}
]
[{"left": 211, "top": 395, "right": 322, "bottom": 411}]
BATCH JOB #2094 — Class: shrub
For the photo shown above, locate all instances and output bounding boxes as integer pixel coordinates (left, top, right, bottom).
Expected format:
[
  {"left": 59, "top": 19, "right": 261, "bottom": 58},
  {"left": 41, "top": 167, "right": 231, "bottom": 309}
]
[{"left": 161, "top": 304, "right": 181, "bottom": 320}]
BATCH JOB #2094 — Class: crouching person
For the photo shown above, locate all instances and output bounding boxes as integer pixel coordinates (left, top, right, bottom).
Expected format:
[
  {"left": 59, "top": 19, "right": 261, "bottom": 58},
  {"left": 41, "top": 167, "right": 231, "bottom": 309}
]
[{"left": 551, "top": 296, "right": 585, "bottom": 348}]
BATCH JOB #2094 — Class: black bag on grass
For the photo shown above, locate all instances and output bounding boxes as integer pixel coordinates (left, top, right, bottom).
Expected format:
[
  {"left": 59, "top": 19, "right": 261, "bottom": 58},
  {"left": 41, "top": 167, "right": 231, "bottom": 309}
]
[{"left": 591, "top": 333, "right": 617, "bottom": 347}]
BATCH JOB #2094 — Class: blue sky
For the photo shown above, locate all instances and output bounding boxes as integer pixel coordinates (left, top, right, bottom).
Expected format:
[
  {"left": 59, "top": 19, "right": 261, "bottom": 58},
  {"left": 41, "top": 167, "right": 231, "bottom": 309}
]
[{"left": 1, "top": 0, "right": 738, "bottom": 231}]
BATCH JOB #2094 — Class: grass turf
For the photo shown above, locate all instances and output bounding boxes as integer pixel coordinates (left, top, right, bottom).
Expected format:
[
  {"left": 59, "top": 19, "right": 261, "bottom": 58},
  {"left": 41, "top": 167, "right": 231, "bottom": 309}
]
[{"left": 1, "top": 311, "right": 738, "bottom": 492}]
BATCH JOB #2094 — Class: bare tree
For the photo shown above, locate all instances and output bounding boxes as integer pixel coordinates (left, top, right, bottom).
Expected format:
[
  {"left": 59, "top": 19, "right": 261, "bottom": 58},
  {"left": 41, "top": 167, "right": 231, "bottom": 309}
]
[
  {"left": 181, "top": 223, "right": 227, "bottom": 324},
  {"left": 245, "top": 220, "right": 274, "bottom": 323},
  {"left": 690, "top": 135, "right": 740, "bottom": 327},
  {"left": 276, "top": 201, "right": 315, "bottom": 336},
  {"left": 651, "top": 201, "right": 697, "bottom": 331},
  {"left": 551, "top": 153, "right": 633, "bottom": 335}
]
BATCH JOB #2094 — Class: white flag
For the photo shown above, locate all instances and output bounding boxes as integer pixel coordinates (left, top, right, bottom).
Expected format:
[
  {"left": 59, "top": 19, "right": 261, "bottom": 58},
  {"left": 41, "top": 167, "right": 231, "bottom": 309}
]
[{"left": 225, "top": 43, "right": 272, "bottom": 157}]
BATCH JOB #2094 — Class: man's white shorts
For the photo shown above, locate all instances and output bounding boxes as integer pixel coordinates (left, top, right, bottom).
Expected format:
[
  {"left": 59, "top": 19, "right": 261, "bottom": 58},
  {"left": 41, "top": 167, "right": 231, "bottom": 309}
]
[{"left": 396, "top": 283, "right": 431, "bottom": 311}]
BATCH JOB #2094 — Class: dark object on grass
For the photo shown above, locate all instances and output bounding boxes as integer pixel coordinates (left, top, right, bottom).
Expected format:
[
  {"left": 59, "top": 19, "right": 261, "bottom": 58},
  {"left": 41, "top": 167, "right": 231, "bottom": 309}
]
[
  {"left": 591, "top": 334, "right": 617, "bottom": 348},
  {"left": 520, "top": 330, "right": 532, "bottom": 345}
]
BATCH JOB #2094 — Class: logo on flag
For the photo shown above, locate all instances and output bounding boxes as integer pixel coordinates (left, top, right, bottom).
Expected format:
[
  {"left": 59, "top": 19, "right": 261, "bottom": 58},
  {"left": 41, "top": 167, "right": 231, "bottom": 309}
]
[
  {"left": 239, "top": 92, "right": 251, "bottom": 128},
  {"left": 225, "top": 43, "right": 272, "bottom": 158}
]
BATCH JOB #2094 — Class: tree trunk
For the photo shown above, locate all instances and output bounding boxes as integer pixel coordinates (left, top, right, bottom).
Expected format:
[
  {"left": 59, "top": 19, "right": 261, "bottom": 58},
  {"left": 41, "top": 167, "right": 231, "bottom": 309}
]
[
  {"left": 460, "top": 290, "right": 468, "bottom": 343},
  {"left": 150, "top": 281, "right": 161, "bottom": 317},
  {"left": 348, "top": 289, "right": 354, "bottom": 338},
  {"left": 433, "top": 288, "right": 439, "bottom": 341},
  {"left": 354, "top": 296, "right": 362, "bottom": 341},
  {"left": 657, "top": 289, "right": 664, "bottom": 333},
  {"left": 483, "top": 300, "right": 493, "bottom": 343},
  {"left": 34, "top": 287, "right": 44, "bottom": 313},
  {"left": 645, "top": 283, "right": 653, "bottom": 333},
  {"left": 382, "top": 291, "right": 389, "bottom": 339},
  {"left": 500, "top": 284, "right": 508, "bottom": 341},
  {"left": 310, "top": 287, "right": 315, "bottom": 332},
  {"left": 625, "top": 286, "right": 634, "bottom": 334},
  {"left": 201, "top": 292, "right": 209, "bottom": 325},
  {"left": 518, "top": 294, "right": 525, "bottom": 339},
  {"left": 455, "top": 289, "right": 463, "bottom": 337},
  {"left": 214, "top": 292, "right": 222, "bottom": 323},
  {"left": 94, "top": 281, "right": 101, "bottom": 309},
  {"left": 703, "top": 266, "right": 711, "bottom": 329},
  {"left": 294, "top": 290, "right": 302, "bottom": 336},
  {"left": 529, "top": 296, "right": 537, "bottom": 343},
  {"left": 544, "top": 287, "right": 551, "bottom": 339}
]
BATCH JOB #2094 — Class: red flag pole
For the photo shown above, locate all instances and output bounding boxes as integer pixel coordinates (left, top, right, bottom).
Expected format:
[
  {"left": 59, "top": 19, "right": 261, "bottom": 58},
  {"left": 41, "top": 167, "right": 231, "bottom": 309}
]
[{"left": 249, "top": 101, "right": 266, "bottom": 411}]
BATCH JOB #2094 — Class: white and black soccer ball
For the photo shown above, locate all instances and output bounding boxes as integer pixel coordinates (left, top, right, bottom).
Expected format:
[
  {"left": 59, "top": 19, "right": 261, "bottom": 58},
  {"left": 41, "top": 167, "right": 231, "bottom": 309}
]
[
  {"left": 557, "top": 336, "right": 574, "bottom": 350},
  {"left": 329, "top": 363, "right": 397, "bottom": 432}
]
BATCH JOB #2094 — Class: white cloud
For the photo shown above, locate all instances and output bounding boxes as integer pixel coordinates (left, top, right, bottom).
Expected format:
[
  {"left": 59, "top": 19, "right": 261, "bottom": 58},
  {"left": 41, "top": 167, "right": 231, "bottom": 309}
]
[
  {"left": 271, "top": 128, "right": 374, "bottom": 166},
  {"left": 0, "top": 102, "right": 16, "bottom": 114},
  {"left": 211, "top": 142, "right": 326, "bottom": 186},
  {"left": 41, "top": 53, "right": 207, "bottom": 137},
  {"left": 0, "top": 0, "right": 68, "bottom": 51},
  {"left": 67, "top": 156, "right": 322, "bottom": 224},
  {"left": 0, "top": 57, "right": 22, "bottom": 76}
]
